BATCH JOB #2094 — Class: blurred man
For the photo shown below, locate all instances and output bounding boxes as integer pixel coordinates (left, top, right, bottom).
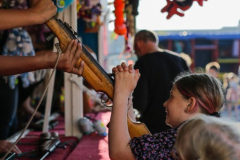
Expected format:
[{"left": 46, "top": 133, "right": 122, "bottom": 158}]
[{"left": 132, "top": 30, "right": 189, "bottom": 134}]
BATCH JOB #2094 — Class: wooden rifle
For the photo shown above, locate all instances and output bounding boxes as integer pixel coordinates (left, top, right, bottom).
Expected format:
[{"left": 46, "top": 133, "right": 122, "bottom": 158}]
[{"left": 45, "top": 16, "right": 151, "bottom": 138}]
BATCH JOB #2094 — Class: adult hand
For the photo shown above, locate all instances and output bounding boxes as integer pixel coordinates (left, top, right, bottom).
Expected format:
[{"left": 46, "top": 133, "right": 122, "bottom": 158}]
[
  {"left": 0, "top": 140, "right": 21, "bottom": 154},
  {"left": 57, "top": 40, "right": 84, "bottom": 76},
  {"left": 30, "top": 0, "right": 57, "bottom": 24}
]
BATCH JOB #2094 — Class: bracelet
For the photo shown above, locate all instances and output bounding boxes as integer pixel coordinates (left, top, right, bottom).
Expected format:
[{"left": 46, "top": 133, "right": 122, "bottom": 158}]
[
  {"left": 128, "top": 104, "right": 133, "bottom": 111},
  {"left": 127, "top": 93, "right": 133, "bottom": 111}
]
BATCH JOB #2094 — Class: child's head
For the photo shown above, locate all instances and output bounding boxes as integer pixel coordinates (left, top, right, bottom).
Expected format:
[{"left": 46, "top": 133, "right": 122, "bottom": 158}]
[
  {"left": 205, "top": 62, "right": 220, "bottom": 78},
  {"left": 227, "top": 72, "right": 238, "bottom": 82},
  {"left": 163, "top": 72, "right": 225, "bottom": 127},
  {"left": 174, "top": 114, "right": 240, "bottom": 160}
]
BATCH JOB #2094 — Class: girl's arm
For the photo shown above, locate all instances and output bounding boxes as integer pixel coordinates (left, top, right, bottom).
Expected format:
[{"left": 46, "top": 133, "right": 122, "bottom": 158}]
[
  {"left": 0, "top": 40, "right": 84, "bottom": 76},
  {"left": 109, "top": 63, "right": 140, "bottom": 160},
  {"left": 0, "top": 0, "right": 56, "bottom": 30},
  {"left": 127, "top": 94, "right": 137, "bottom": 122}
]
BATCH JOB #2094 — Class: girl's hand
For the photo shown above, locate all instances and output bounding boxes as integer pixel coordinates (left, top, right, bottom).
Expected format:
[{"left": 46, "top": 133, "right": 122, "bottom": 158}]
[
  {"left": 112, "top": 62, "right": 134, "bottom": 73},
  {"left": 113, "top": 62, "right": 140, "bottom": 96}
]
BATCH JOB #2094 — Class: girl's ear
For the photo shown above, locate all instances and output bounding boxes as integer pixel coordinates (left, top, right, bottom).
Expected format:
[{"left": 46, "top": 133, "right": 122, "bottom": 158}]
[{"left": 185, "top": 97, "right": 196, "bottom": 113}]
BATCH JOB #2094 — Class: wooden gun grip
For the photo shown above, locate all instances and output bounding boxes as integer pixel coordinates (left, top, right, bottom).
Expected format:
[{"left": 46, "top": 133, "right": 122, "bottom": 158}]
[
  {"left": 127, "top": 116, "right": 151, "bottom": 138},
  {"left": 46, "top": 18, "right": 114, "bottom": 99}
]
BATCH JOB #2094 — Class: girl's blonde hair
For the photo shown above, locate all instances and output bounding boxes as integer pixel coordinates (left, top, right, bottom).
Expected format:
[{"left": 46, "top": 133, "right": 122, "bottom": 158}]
[{"left": 175, "top": 114, "right": 240, "bottom": 160}]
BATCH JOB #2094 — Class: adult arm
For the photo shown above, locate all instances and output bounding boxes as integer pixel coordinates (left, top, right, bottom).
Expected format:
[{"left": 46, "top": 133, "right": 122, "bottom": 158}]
[
  {"left": 109, "top": 63, "right": 139, "bottom": 160},
  {"left": 0, "top": 0, "right": 56, "bottom": 30},
  {"left": 0, "top": 40, "right": 84, "bottom": 76}
]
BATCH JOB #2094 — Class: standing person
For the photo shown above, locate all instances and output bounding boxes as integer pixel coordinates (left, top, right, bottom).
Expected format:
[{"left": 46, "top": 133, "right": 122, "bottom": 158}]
[
  {"left": 174, "top": 114, "right": 240, "bottom": 160},
  {"left": 132, "top": 30, "right": 189, "bottom": 133},
  {"left": 109, "top": 62, "right": 224, "bottom": 160},
  {"left": 0, "top": 0, "right": 84, "bottom": 153},
  {"left": 226, "top": 72, "right": 239, "bottom": 119}
]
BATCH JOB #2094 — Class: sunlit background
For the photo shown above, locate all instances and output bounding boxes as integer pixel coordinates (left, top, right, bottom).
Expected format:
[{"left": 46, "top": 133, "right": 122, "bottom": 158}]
[{"left": 136, "top": 0, "right": 240, "bottom": 30}]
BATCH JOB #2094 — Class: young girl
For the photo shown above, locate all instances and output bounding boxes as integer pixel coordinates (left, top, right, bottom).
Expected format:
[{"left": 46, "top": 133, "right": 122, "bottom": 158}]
[{"left": 109, "top": 62, "right": 225, "bottom": 160}]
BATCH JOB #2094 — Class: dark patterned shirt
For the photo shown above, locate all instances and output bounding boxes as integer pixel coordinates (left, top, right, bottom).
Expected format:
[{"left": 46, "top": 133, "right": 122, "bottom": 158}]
[{"left": 129, "top": 125, "right": 181, "bottom": 160}]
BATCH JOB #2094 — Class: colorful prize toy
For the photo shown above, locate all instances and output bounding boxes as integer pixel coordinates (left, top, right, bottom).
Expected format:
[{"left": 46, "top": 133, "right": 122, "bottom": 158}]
[{"left": 55, "top": 0, "right": 74, "bottom": 12}]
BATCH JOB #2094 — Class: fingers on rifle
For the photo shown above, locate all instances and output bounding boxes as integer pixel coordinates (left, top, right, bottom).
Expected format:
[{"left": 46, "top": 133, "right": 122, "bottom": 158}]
[
  {"left": 78, "top": 61, "right": 84, "bottom": 76},
  {"left": 69, "top": 39, "right": 78, "bottom": 61},
  {"left": 73, "top": 42, "right": 82, "bottom": 66},
  {"left": 72, "top": 61, "right": 84, "bottom": 76},
  {"left": 66, "top": 40, "right": 74, "bottom": 56}
]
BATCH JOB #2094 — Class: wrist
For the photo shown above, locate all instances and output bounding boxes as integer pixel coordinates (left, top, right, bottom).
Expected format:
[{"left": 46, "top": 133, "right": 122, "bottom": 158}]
[
  {"left": 43, "top": 51, "right": 56, "bottom": 68},
  {"left": 24, "top": 9, "right": 39, "bottom": 25},
  {"left": 114, "top": 90, "right": 131, "bottom": 99},
  {"left": 128, "top": 104, "right": 132, "bottom": 111}
]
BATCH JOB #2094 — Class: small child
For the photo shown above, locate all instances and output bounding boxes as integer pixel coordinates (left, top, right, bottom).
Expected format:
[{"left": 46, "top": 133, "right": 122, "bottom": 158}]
[{"left": 174, "top": 114, "right": 240, "bottom": 160}]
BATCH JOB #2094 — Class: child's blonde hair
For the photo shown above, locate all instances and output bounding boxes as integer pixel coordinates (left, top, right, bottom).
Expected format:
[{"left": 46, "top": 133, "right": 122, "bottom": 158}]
[
  {"left": 175, "top": 114, "right": 240, "bottom": 160},
  {"left": 205, "top": 61, "right": 220, "bottom": 73}
]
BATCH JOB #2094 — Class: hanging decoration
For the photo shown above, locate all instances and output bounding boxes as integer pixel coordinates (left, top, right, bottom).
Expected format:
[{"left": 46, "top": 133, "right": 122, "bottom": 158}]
[
  {"left": 113, "top": 0, "right": 127, "bottom": 36},
  {"left": 161, "top": 0, "right": 208, "bottom": 19},
  {"left": 126, "top": 0, "right": 140, "bottom": 16},
  {"left": 77, "top": 0, "right": 103, "bottom": 33},
  {"left": 110, "top": 0, "right": 140, "bottom": 57},
  {"left": 124, "top": 5, "right": 134, "bottom": 56},
  {"left": 121, "top": 5, "right": 134, "bottom": 57},
  {"left": 125, "top": 0, "right": 138, "bottom": 36},
  {"left": 122, "top": 0, "right": 140, "bottom": 56}
]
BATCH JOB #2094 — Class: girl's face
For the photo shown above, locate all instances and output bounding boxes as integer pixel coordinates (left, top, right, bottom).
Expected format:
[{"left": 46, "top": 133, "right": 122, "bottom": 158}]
[{"left": 163, "top": 85, "right": 190, "bottom": 127}]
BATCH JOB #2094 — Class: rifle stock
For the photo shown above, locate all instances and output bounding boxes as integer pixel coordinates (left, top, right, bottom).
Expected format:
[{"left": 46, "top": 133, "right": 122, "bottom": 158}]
[
  {"left": 45, "top": 16, "right": 151, "bottom": 138},
  {"left": 46, "top": 17, "right": 114, "bottom": 99}
]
